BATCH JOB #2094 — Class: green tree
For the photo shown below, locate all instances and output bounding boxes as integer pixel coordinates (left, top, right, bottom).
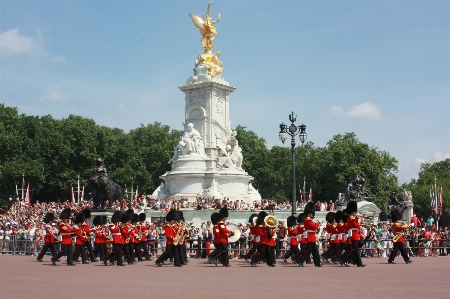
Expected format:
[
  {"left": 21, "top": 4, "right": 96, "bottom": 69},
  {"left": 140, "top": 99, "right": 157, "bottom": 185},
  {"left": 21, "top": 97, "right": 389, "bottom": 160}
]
[{"left": 403, "top": 159, "right": 450, "bottom": 220}]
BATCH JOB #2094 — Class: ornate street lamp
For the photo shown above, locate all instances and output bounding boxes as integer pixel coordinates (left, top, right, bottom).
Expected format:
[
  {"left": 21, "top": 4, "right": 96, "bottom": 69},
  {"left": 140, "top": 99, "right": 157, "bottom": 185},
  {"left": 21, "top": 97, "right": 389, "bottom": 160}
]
[{"left": 279, "top": 112, "right": 307, "bottom": 215}]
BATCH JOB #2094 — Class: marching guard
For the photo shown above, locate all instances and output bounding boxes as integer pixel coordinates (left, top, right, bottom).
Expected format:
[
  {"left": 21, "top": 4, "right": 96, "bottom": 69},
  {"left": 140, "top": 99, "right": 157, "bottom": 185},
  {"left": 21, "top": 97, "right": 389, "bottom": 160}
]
[
  {"left": 73, "top": 212, "right": 89, "bottom": 263},
  {"left": 105, "top": 211, "right": 125, "bottom": 266},
  {"left": 343, "top": 201, "right": 366, "bottom": 267},
  {"left": 37, "top": 212, "right": 57, "bottom": 262},
  {"left": 51, "top": 208, "right": 75, "bottom": 266},
  {"left": 297, "top": 202, "right": 322, "bottom": 267},
  {"left": 388, "top": 210, "right": 413, "bottom": 264},
  {"left": 214, "top": 207, "right": 233, "bottom": 267},
  {"left": 138, "top": 213, "right": 151, "bottom": 261},
  {"left": 81, "top": 208, "right": 98, "bottom": 262},
  {"left": 282, "top": 215, "right": 299, "bottom": 262}
]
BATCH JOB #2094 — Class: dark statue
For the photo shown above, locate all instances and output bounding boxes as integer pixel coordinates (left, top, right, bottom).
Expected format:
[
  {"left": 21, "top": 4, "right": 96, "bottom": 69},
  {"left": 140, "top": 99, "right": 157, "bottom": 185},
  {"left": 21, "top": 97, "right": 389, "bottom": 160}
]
[
  {"left": 387, "top": 191, "right": 407, "bottom": 220},
  {"left": 337, "top": 176, "right": 373, "bottom": 205},
  {"left": 87, "top": 158, "right": 122, "bottom": 208}
]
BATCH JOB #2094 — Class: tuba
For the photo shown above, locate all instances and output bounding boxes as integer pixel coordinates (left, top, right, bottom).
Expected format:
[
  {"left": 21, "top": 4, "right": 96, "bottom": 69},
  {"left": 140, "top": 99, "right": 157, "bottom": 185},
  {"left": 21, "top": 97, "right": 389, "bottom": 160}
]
[{"left": 264, "top": 215, "right": 279, "bottom": 228}]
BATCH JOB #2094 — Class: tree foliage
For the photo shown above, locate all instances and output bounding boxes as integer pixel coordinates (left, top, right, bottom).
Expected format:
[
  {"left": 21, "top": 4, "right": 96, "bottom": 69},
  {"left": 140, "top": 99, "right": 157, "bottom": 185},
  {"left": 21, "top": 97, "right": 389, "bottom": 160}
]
[{"left": 403, "top": 159, "right": 450, "bottom": 219}]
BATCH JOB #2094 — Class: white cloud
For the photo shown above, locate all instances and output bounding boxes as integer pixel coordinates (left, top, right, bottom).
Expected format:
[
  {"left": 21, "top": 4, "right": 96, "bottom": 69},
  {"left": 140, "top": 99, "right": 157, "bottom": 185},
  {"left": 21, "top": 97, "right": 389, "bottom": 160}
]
[
  {"left": 434, "top": 152, "right": 450, "bottom": 161},
  {"left": 39, "top": 86, "right": 66, "bottom": 102},
  {"left": 415, "top": 158, "right": 428, "bottom": 165},
  {"left": 51, "top": 55, "right": 66, "bottom": 62},
  {"left": 328, "top": 105, "right": 344, "bottom": 117},
  {"left": 115, "top": 103, "right": 127, "bottom": 111},
  {"left": 347, "top": 102, "right": 381, "bottom": 120},
  {"left": 0, "top": 28, "right": 37, "bottom": 57}
]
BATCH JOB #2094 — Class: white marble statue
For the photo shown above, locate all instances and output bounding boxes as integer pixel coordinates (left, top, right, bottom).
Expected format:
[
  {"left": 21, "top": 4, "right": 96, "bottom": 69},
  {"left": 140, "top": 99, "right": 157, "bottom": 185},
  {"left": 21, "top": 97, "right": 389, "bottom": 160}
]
[
  {"left": 230, "top": 140, "right": 243, "bottom": 169},
  {"left": 169, "top": 123, "right": 206, "bottom": 164},
  {"left": 217, "top": 145, "right": 236, "bottom": 169}
]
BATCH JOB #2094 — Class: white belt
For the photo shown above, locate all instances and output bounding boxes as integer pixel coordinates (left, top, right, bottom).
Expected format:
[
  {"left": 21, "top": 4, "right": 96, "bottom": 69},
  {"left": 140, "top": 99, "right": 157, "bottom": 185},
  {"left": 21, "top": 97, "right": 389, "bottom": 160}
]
[
  {"left": 325, "top": 233, "right": 330, "bottom": 239},
  {"left": 303, "top": 230, "right": 314, "bottom": 238},
  {"left": 348, "top": 228, "right": 359, "bottom": 237},
  {"left": 331, "top": 234, "right": 336, "bottom": 241},
  {"left": 256, "top": 236, "right": 261, "bottom": 242},
  {"left": 60, "top": 233, "right": 71, "bottom": 236},
  {"left": 112, "top": 233, "right": 122, "bottom": 236},
  {"left": 250, "top": 235, "right": 254, "bottom": 241}
]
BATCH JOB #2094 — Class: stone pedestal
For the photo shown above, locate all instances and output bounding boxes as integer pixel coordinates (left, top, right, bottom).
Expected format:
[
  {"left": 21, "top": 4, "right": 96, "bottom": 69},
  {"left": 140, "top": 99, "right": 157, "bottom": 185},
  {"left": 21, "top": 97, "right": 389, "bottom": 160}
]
[{"left": 153, "top": 74, "right": 261, "bottom": 204}]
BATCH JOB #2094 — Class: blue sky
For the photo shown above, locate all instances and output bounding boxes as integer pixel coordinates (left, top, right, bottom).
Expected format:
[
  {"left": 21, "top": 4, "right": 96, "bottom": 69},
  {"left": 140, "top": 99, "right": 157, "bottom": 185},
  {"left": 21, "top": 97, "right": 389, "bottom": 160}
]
[{"left": 1, "top": 0, "right": 449, "bottom": 184}]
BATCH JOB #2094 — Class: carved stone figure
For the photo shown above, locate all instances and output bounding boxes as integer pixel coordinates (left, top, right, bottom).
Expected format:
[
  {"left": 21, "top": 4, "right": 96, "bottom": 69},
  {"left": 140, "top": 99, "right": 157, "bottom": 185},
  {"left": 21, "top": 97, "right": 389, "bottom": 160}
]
[
  {"left": 169, "top": 123, "right": 206, "bottom": 164},
  {"left": 87, "top": 158, "right": 122, "bottom": 208},
  {"left": 217, "top": 145, "right": 235, "bottom": 169},
  {"left": 344, "top": 176, "right": 373, "bottom": 203},
  {"left": 230, "top": 140, "right": 243, "bottom": 169}
]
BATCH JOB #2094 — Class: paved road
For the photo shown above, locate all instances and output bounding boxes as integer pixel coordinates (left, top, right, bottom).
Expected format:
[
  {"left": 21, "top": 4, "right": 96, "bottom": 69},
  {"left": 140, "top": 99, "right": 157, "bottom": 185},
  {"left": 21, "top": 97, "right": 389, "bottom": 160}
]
[{"left": 0, "top": 255, "right": 448, "bottom": 299}]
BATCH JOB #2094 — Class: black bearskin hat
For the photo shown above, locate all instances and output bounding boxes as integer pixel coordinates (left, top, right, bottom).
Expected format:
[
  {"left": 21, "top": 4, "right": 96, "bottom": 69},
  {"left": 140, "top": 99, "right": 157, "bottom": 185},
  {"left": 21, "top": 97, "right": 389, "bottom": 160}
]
[
  {"left": 219, "top": 206, "right": 229, "bottom": 219},
  {"left": 59, "top": 208, "right": 72, "bottom": 220},
  {"left": 44, "top": 212, "right": 55, "bottom": 224},
  {"left": 82, "top": 208, "right": 91, "bottom": 219},
  {"left": 304, "top": 202, "right": 316, "bottom": 217},
  {"left": 139, "top": 213, "right": 146, "bottom": 222},
  {"left": 121, "top": 212, "right": 127, "bottom": 223},
  {"left": 248, "top": 213, "right": 257, "bottom": 225},
  {"left": 165, "top": 210, "right": 176, "bottom": 222},
  {"left": 125, "top": 209, "right": 135, "bottom": 222},
  {"left": 111, "top": 211, "right": 122, "bottom": 223},
  {"left": 297, "top": 213, "right": 305, "bottom": 224},
  {"left": 92, "top": 215, "right": 101, "bottom": 226},
  {"left": 179, "top": 211, "right": 184, "bottom": 221},
  {"left": 74, "top": 213, "right": 85, "bottom": 224},
  {"left": 211, "top": 212, "right": 221, "bottom": 225},
  {"left": 287, "top": 215, "right": 297, "bottom": 227},
  {"left": 133, "top": 213, "right": 139, "bottom": 223},
  {"left": 325, "top": 212, "right": 335, "bottom": 224},
  {"left": 341, "top": 209, "right": 349, "bottom": 222},
  {"left": 101, "top": 216, "right": 107, "bottom": 225},
  {"left": 257, "top": 211, "right": 268, "bottom": 226},
  {"left": 346, "top": 201, "right": 358, "bottom": 214},
  {"left": 335, "top": 210, "right": 342, "bottom": 223},
  {"left": 391, "top": 210, "right": 402, "bottom": 222}
]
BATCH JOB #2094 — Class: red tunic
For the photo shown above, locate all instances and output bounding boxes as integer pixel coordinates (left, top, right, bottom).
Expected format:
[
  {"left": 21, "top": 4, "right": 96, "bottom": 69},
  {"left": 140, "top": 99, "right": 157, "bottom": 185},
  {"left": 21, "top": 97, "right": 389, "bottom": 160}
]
[
  {"left": 213, "top": 224, "right": 220, "bottom": 245},
  {"left": 58, "top": 222, "right": 73, "bottom": 245},
  {"left": 250, "top": 226, "right": 259, "bottom": 244},
  {"left": 140, "top": 224, "right": 150, "bottom": 242},
  {"left": 109, "top": 224, "right": 123, "bottom": 244},
  {"left": 257, "top": 225, "right": 270, "bottom": 245},
  {"left": 81, "top": 222, "right": 92, "bottom": 242},
  {"left": 303, "top": 217, "right": 320, "bottom": 243},
  {"left": 392, "top": 222, "right": 408, "bottom": 243},
  {"left": 297, "top": 224, "right": 307, "bottom": 244},
  {"left": 133, "top": 226, "right": 140, "bottom": 244},
  {"left": 346, "top": 216, "right": 361, "bottom": 241},
  {"left": 165, "top": 224, "right": 176, "bottom": 246},
  {"left": 337, "top": 222, "right": 346, "bottom": 244},
  {"left": 325, "top": 223, "right": 334, "bottom": 242},
  {"left": 74, "top": 227, "right": 85, "bottom": 246},
  {"left": 217, "top": 221, "right": 231, "bottom": 244},
  {"left": 267, "top": 228, "right": 277, "bottom": 247},
  {"left": 44, "top": 224, "right": 55, "bottom": 243},
  {"left": 94, "top": 226, "right": 105, "bottom": 244},
  {"left": 287, "top": 227, "right": 299, "bottom": 246}
]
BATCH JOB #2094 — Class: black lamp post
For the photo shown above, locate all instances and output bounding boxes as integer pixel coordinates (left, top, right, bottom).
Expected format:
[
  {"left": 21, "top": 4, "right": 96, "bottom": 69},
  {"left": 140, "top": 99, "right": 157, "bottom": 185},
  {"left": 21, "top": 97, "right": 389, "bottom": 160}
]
[{"left": 279, "top": 112, "right": 307, "bottom": 215}]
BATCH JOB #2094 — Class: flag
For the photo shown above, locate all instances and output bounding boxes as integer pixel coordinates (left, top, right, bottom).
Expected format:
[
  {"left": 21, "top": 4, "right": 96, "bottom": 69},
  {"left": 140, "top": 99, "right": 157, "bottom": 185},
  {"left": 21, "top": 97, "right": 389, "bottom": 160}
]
[
  {"left": 135, "top": 186, "right": 138, "bottom": 200},
  {"left": 22, "top": 176, "right": 25, "bottom": 201},
  {"left": 430, "top": 188, "right": 434, "bottom": 212},
  {"left": 25, "top": 184, "right": 30, "bottom": 206},
  {"left": 438, "top": 187, "right": 443, "bottom": 217},
  {"left": 309, "top": 188, "right": 313, "bottom": 202},
  {"left": 15, "top": 183, "right": 18, "bottom": 197},
  {"left": 70, "top": 186, "right": 75, "bottom": 203},
  {"left": 80, "top": 186, "right": 85, "bottom": 202}
]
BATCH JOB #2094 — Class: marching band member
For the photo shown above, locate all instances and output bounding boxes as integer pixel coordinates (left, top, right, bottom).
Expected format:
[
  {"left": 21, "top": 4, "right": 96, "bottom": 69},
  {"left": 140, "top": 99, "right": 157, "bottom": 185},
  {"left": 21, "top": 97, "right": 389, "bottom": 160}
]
[
  {"left": 297, "top": 202, "right": 322, "bottom": 267},
  {"left": 105, "top": 211, "right": 125, "bottom": 266},
  {"left": 138, "top": 213, "right": 151, "bottom": 261},
  {"left": 207, "top": 212, "right": 221, "bottom": 263},
  {"left": 250, "top": 211, "right": 268, "bottom": 267},
  {"left": 214, "top": 207, "right": 232, "bottom": 267},
  {"left": 132, "top": 213, "right": 142, "bottom": 262},
  {"left": 37, "top": 212, "right": 57, "bottom": 262},
  {"left": 93, "top": 215, "right": 106, "bottom": 262},
  {"left": 388, "top": 210, "right": 413, "bottom": 264},
  {"left": 81, "top": 208, "right": 97, "bottom": 262},
  {"left": 121, "top": 209, "right": 135, "bottom": 264},
  {"left": 321, "top": 212, "right": 336, "bottom": 262},
  {"left": 330, "top": 210, "right": 342, "bottom": 264},
  {"left": 156, "top": 210, "right": 182, "bottom": 267},
  {"left": 291, "top": 213, "right": 307, "bottom": 265},
  {"left": 242, "top": 214, "right": 257, "bottom": 261},
  {"left": 266, "top": 216, "right": 278, "bottom": 267},
  {"left": 344, "top": 201, "right": 366, "bottom": 267},
  {"left": 73, "top": 213, "right": 89, "bottom": 264},
  {"left": 282, "top": 215, "right": 299, "bottom": 262},
  {"left": 51, "top": 208, "right": 75, "bottom": 266}
]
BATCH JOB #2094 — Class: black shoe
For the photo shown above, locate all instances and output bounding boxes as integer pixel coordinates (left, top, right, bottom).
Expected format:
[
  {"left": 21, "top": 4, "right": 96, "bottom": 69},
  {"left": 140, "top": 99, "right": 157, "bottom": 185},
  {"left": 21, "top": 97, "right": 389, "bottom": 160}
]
[
  {"left": 344, "top": 262, "right": 350, "bottom": 267},
  {"left": 82, "top": 261, "right": 90, "bottom": 264},
  {"left": 298, "top": 263, "right": 304, "bottom": 267},
  {"left": 388, "top": 261, "right": 396, "bottom": 264},
  {"left": 117, "top": 264, "right": 125, "bottom": 266},
  {"left": 73, "top": 259, "right": 80, "bottom": 263},
  {"left": 250, "top": 262, "right": 257, "bottom": 267},
  {"left": 406, "top": 260, "right": 413, "bottom": 264},
  {"left": 36, "top": 259, "right": 43, "bottom": 262},
  {"left": 306, "top": 261, "right": 313, "bottom": 264},
  {"left": 51, "top": 258, "right": 56, "bottom": 266},
  {"left": 214, "top": 259, "right": 218, "bottom": 266},
  {"left": 68, "top": 263, "right": 76, "bottom": 266},
  {"left": 357, "top": 264, "right": 367, "bottom": 267},
  {"left": 104, "top": 260, "right": 108, "bottom": 266},
  {"left": 223, "top": 264, "right": 231, "bottom": 267},
  {"left": 315, "top": 263, "right": 323, "bottom": 267},
  {"left": 91, "top": 259, "right": 98, "bottom": 262},
  {"left": 156, "top": 262, "right": 162, "bottom": 267}
]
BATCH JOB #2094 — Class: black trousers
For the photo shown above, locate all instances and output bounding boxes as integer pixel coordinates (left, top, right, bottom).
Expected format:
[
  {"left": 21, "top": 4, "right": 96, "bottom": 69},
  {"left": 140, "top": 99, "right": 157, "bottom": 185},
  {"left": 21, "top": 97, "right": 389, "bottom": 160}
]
[
  {"left": 172, "top": 245, "right": 181, "bottom": 266},
  {"left": 265, "top": 245, "right": 274, "bottom": 266},
  {"left": 84, "top": 241, "right": 96, "bottom": 261},
  {"left": 350, "top": 241, "right": 363, "bottom": 266},
  {"left": 106, "top": 243, "right": 123, "bottom": 265},
  {"left": 94, "top": 243, "right": 107, "bottom": 261},
  {"left": 283, "top": 244, "right": 299, "bottom": 259},
  {"left": 155, "top": 244, "right": 175, "bottom": 265},
  {"left": 123, "top": 243, "right": 133, "bottom": 263},
  {"left": 298, "top": 242, "right": 321, "bottom": 266},
  {"left": 388, "top": 241, "right": 410, "bottom": 263},
  {"left": 141, "top": 241, "right": 150, "bottom": 260},
  {"left": 216, "top": 243, "right": 229, "bottom": 266},
  {"left": 53, "top": 243, "right": 74, "bottom": 265},
  {"left": 134, "top": 242, "right": 143, "bottom": 261},
  {"left": 37, "top": 242, "right": 57, "bottom": 260},
  {"left": 276, "top": 239, "right": 284, "bottom": 258},
  {"left": 73, "top": 244, "right": 88, "bottom": 262}
]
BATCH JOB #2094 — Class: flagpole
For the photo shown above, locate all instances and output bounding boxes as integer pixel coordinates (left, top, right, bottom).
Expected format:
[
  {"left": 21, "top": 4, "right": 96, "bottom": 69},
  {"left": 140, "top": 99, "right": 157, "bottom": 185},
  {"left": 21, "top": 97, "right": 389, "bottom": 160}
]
[
  {"left": 434, "top": 177, "right": 438, "bottom": 229},
  {"left": 22, "top": 173, "right": 25, "bottom": 201},
  {"left": 77, "top": 175, "right": 80, "bottom": 205}
]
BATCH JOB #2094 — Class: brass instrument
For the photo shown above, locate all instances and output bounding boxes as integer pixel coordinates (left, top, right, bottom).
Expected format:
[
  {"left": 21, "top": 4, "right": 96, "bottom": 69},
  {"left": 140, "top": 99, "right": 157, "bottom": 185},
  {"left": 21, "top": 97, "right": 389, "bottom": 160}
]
[
  {"left": 264, "top": 215, "right": 279, "bottom": 228},
  {"left": 174, "top": 222, "right": 190, "bottom": 246},
  {"left": 392, "top": 232, "right": 402, "bottom": 242}
]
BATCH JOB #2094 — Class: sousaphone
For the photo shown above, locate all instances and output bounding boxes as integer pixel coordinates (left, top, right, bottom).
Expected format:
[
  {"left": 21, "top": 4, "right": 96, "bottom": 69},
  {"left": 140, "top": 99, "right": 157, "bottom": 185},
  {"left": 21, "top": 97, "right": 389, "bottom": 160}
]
[
  {"left": 227, "top": 224, "right": 241, "bottom": 243},
  {"left": 264, "top": 215, "right": 279, "bottom": 227}
]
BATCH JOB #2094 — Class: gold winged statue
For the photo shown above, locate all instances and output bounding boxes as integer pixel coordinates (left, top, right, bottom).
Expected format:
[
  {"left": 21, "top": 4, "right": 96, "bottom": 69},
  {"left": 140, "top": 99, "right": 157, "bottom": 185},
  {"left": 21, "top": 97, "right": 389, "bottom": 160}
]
[{"left": 189, "top": 2, "right": 223, "bottom": 77}]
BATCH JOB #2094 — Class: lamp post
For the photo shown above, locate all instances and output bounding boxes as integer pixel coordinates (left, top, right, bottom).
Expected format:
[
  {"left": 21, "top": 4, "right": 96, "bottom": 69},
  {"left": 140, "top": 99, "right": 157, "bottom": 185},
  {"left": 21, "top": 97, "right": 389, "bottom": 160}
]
[{"left": 279, "top": 112, "right": 307, "bottom": 215}]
